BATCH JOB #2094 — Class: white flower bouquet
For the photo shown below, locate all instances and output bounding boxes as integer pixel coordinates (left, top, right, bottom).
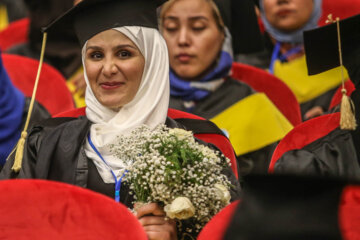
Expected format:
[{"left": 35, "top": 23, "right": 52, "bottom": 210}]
[{"left": 110, "top": 124, "right": 232, "bottom": 233}]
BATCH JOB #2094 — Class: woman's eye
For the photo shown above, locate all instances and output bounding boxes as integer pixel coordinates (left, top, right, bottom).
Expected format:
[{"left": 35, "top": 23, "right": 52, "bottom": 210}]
[
  {"left": 192, "top": 26, "right": 206, "bottom": 32},
  {"left": 165, "top": 27, "right": 178, "bottom": 32},
  {"left": 90, "top": 52, "right": 103, "bottom": 59},
  {"left": 118, "top": 51, "right": 131, "bottom": 58}
]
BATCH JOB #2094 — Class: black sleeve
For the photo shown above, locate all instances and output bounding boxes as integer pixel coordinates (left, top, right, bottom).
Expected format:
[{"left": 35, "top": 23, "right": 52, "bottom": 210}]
[
  {"left": 274, "top": 128, "right": 360, "bottom": 180},
  {"left": 0, "top": 125, "right": 43, "bottom": 179}
]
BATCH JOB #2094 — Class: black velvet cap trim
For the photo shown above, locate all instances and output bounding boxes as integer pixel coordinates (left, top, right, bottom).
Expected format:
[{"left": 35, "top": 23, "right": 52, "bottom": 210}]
[
  {"left": 304, "top": 14, "right": 360, "bottom": 75},
  {"left": 43, "top": 0, "right": 166, "bottom": 47}
]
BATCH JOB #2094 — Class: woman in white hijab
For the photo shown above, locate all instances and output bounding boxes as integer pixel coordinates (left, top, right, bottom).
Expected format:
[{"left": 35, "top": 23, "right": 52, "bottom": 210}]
[{"left": 1, "top": 0, "right": 240, "bottom": 239}]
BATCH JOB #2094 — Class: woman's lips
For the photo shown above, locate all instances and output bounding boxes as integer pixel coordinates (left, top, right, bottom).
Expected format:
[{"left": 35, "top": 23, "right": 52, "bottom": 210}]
[
  {"left": 277, "top": 9, "right": 293, "bottom": 17},
  {"left": 176, "top": 54, "right": 193, "bottom": 63},
  {"left": 100, "top": 82, "right": 124, "bottom": 90}
]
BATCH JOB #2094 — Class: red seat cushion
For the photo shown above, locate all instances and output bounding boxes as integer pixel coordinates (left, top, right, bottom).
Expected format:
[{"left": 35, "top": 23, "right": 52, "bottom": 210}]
[
  {"left": 0, "top": 18, "right": 29, "bottom": 51},
  {"left": 0, "top": 179, "right": 147, "bottom": 239},
  {"left": 3, "top": 54, "right": 75, "bottom": 116},
  {"left": 197, "top": 200, "right": 240, "bottom": 240}
]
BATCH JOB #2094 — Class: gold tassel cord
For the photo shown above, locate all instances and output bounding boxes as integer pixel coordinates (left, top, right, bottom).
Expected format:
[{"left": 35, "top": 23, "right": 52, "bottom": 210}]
[
  {"left": 11, "top": 32, "right": 48, "bottom": 172},
  {"left": 327, "top": 15, "right": 356, "bottom": 130}
]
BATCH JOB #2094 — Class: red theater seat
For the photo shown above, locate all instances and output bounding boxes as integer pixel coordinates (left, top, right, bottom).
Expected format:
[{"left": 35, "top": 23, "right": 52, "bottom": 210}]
[
  {"left": 0, "top": 18, "right": 29, "bottom": 51},
  {"left": 197, "top": 200, "right": 240, "bottom": 240},
  {"left": 231, "top": 62, "right": 302, "bottom": 126},
  {"left": 0, "top": 179, "right": 147, "bottom": 240},
  {"left": 54, "top": 107, "right": 239, "bottom": 178},
  {"left": 3, "top": 54, "right": 75, "bottom": 116}
]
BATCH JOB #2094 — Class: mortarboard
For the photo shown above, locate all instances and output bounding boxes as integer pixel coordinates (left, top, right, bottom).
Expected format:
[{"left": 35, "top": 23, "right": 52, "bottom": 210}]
[
  {"left": 304, "top": 13, "right": 360, "bottom": 76},
  {"left": 43, "top": 0, "right": 167, "bottom": 47},
  {"left": 303, "top": 14, "right": 360, "bottom": 130}
]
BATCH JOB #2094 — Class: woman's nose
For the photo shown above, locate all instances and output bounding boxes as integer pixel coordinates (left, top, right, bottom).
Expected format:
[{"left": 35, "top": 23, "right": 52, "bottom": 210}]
[
  {"left": 178, "top": 28, "right": 190, "bottom": 47},
  {"left": 102, "top": 59, "right": 118, "bottom": 77}
]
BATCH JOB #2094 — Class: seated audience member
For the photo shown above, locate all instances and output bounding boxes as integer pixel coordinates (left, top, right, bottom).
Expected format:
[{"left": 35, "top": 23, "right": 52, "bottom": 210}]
[
  {"left": 0, "top": 52, "right": 49, "bottom": 167},
  {"left": 0, "top": 0, "right": 240, "bottom": 239},
  {"left": 160, "top": 0, "right": 293, "bottom": 175},
  {"left": 6, "top": 0, "right": 85, "bottom": 107},
  {"left": 274, "top": 14, "right": 360, "bottom": 179},
  {"left": 258, "top": 0, "right": 349, "bottom": 120}
]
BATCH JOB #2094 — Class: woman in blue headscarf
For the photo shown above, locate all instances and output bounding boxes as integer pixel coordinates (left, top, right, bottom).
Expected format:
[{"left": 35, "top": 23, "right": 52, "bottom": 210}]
[
  {"left": 160, "top": 0, "right": 294, "bottom": 176},
  {"left": 0, "top": 53, "right": 49, "bottom": 166},
  {"left": 259, "top": 0, "right": 347, "bottom": 120}
]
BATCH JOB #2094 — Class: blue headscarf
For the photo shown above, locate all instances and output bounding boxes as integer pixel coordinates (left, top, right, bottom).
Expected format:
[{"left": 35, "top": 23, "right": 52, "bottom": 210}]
[
  {"left": 0, "top": 53, "right": 25, "bottom": 165},
  {"left": 170, "top": 28, "right": 233, "bottom": 102},
  {"left": 260, "top": 0, "right": 322, "bottom": 44}
]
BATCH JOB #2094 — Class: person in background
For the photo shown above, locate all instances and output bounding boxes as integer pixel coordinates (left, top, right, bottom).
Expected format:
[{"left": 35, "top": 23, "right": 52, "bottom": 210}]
[
  {"left": 257, "top": 0, "right": 348, "bottom": 120},
  {"left": 0, "top": 0, "right": 240, "bottom": 239},
  {"left": 0, "top": 52, "right": 49, "bottom": 167},
  {"left": 160, "top": 0, "right": 293, "bottom": 176},
  {"left": 6, "top": 0, "right": 85, "bottom": 107}
]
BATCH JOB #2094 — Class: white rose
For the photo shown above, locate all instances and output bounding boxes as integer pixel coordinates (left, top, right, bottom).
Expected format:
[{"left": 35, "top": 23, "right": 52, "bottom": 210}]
[
  {"left": 164, "top": 197, "right": 195, "bottom": 220},
  {"left": 169, "top": 128, "right": 194, "bottom": 142},
  {"left": 214, "top": 184, "right": 231, "bottom": 204}
]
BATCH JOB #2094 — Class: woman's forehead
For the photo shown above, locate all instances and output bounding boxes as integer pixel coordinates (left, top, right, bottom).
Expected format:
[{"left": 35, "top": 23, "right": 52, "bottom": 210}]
[
  {"left": 87, "top": 30, "right": 137, "bottom": 49},
  {"left": 164, "top": 0, "right": 213, "bottom": 19}
]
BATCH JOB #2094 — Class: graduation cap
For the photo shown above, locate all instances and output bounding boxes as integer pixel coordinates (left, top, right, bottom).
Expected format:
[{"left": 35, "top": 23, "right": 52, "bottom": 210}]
[
  {"left": 10, "top": 0, "right": 167, "bottom": 172},
  {"left": 304, "top": 14, "right": 360, "bottom": 76},
  {"left": 303, "top": 14, "right": 360, "bottom": 130},
  {"left": 213, "top": 0, "right": 264, "bottom": 54},
  {"left": 43, "top": 0, "right": 166, "bottom": 47}
]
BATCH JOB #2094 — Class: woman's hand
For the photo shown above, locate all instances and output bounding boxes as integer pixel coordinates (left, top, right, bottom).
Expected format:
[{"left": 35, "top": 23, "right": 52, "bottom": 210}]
[
  {"left": 136, "top": 203, "right": 178, "bottom": 240},
  {"left": 304, "top": 106, "right": 324, "bottom": 120}
]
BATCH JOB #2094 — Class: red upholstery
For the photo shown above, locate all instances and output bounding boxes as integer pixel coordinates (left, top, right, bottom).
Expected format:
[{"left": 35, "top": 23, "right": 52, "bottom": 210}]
[
  {"left": 54, "top": 107, "right": 238, "bottom": 178},
  {"left": 318, "top": 0, "right": 360, "bottom": 26},
  {"left": 0, "top": 179, "right": 147, "bottom": 239},
  {"left": 231, "top": 62, "right": 302, "bottom": 126},
  {"left": 2, "top": 54, "right": 75, "bottom": 116},
  {"left": 329, "top": 80, "right": 355, "bottom": 110},
  {"left": 269, "top": 112, "right": 340, "bottom": 173},
  {"left": 339, "top": 186, "right": 360, "bottom": 240},
  {"left": 197, "top": 200, "right": 240, "bottom": 240},
  {"left": 0, "top": 18, "right": 29, "bottom": 51}
]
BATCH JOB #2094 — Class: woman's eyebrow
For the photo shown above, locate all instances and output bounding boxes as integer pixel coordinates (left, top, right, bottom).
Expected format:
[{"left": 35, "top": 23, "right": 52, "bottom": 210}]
[{"left": 113, "top": 44, "right": 137, "bottom": 50}]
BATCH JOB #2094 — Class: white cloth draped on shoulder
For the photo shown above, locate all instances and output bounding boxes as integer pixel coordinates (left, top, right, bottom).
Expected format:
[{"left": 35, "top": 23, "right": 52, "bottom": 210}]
[{"left": 83, "top": 27, "right": 170, "bottom": 183}]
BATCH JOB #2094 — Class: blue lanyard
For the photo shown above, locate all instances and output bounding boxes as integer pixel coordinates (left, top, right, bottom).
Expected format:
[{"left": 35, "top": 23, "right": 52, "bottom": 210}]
[
  {"left": 269, "top": 41, "right": 303, "bottom": 74},
  {"left": 87, "top": 133, "right": 127, "bottom": 203}
]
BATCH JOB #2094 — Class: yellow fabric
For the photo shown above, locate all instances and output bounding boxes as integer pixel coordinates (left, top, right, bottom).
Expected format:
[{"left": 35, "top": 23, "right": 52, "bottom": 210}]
[
  {"left": 273, "top": 55, "right": 348, "bottom": 104},
  {"left": 67, "top": 67, "right": 86, "bottom": 108},
  {"left": 211, "top": 93, "right": 293, "bottom": 156},
  {"left": 0, "top": 5, "right": 9, "bottom": 31}
]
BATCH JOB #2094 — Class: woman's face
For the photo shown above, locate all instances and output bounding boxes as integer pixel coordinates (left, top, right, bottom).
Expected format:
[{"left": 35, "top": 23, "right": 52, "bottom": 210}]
[
  {"left": 161, "top": 0, "right": 224, "bottom": 80},
  {"left": 263, "top": 0, "right": 314, "bottom": 32},
  {"left": 85, "top": 29, "right": 145, "bottom": 109}
]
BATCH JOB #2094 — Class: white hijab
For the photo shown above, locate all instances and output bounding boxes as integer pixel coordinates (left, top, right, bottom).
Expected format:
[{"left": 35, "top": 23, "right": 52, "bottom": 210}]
[{"left": 83, "top": 27, "right": 170, "bottom": 183}]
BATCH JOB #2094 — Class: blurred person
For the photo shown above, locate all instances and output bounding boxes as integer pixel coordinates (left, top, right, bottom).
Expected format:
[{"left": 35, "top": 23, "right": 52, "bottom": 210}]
[
  {"left": 160, "top": 0, "right": 293, "bottom": 176},
  {"left": 257, "top": 0, "right": 348, "bottom": 120},
  {"left": 0, "top": 52, "right": 49, "bottom": 167}
]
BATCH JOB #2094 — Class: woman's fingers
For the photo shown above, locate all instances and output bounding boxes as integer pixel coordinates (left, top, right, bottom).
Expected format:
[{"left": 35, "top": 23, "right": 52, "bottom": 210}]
[
  {"left": 136, "top": 203, "right": 166, "bottom": 218},
  {"left": 142, "top": 219, "right": 177, "bottom": 240}
]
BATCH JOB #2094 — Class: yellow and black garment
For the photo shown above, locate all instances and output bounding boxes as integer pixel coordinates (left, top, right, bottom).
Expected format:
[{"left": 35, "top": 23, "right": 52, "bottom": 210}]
[
  {"left": 170, "top": 78, "right": 293, "bottom": 174},
  {"left": 273, "top": 55, "right": 348, "bottom": 115}
]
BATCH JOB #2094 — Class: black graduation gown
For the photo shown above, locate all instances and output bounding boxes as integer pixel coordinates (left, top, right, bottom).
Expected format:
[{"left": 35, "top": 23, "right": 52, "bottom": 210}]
[
  {"left": 273, "top": 47, "right": 360, "bottom": 179},
  {"left": 170, "top": 78, "right": 278, "bottom": 176}
]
